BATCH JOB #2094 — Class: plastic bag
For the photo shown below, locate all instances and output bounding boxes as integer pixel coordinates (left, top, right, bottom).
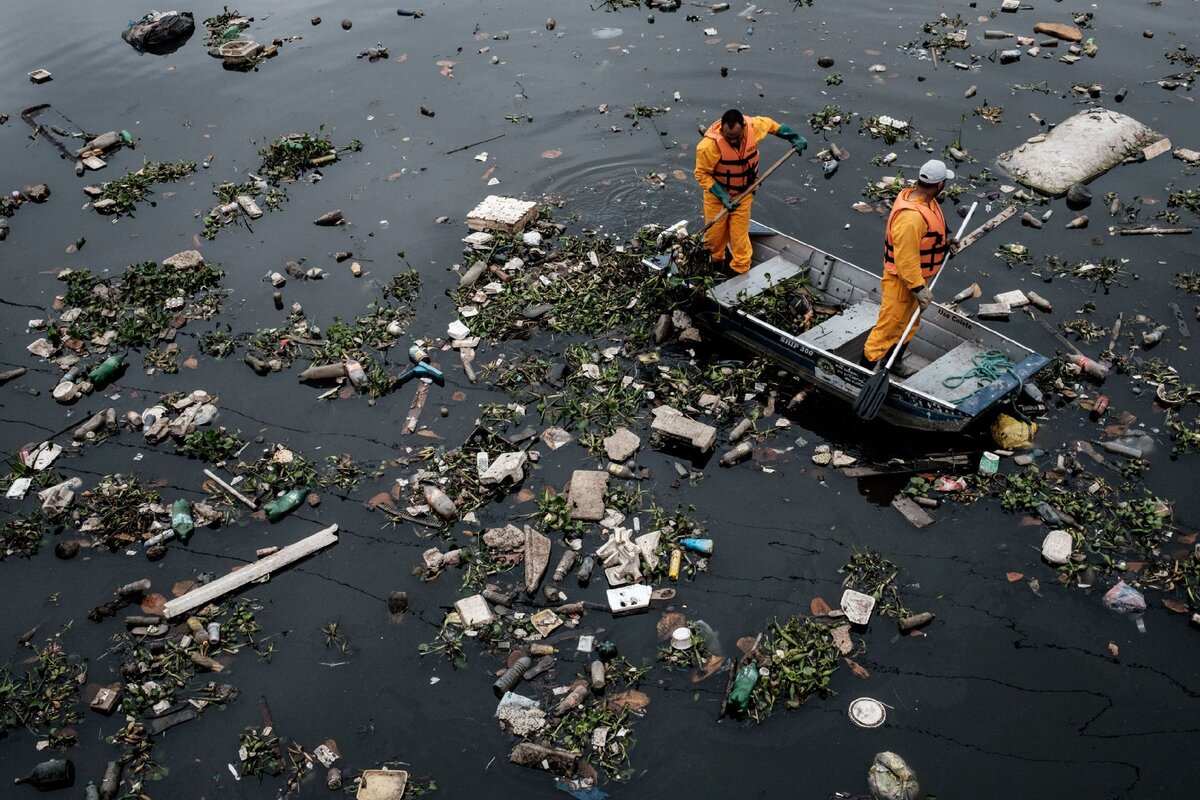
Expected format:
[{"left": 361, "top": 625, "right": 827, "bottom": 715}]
[
  {"left": 122, "top": 10, "right": 195, "bottom": 54},
  {"left": 1103, "top": 580, "right": 1146, "bottom": 615},
  {"left": 991, "top": 412, "right": 1038, "bottom": 449},
  {"left": 868, "top": 751, "right": 920, "bottom": 800}
]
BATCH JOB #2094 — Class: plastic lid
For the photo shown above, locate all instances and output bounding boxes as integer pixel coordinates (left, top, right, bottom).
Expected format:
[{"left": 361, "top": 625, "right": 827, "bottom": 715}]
[{"left": 848, "top": 697, "right": 886, "bottom": 728}]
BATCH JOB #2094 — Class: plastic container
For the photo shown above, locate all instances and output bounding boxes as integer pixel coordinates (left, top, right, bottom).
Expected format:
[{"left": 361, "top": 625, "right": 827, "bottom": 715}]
[
  {"left": 978, "top": 451, "right": 1000, "bottom": 475},
  {"left": 668, "top": 549, "right": 682, "bottom": 580},
  {"left": 264, "top": 486, "right": 307, "bottom": 522},
  {"left": 670, "top": 626, "right": 693, "bottom": 650},
  {"left": 492, "top": 656, "right": 533, "bottom": 697},
  {"left": 679, "top": 537, "right": 713, "bottom": 555}
]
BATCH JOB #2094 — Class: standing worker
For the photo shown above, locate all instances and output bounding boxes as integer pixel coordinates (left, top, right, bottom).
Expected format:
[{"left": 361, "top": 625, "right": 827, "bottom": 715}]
[
  {"left": 694, "top": 109, "right": 806, "bottom": 273},
  {"left": 861, "top": 159, "right": 955, "bottom": 369}
]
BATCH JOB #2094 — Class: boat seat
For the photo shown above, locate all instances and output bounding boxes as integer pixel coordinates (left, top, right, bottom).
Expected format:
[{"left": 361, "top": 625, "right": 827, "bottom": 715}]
[
  {"left": 798, "top": 300, "right": 881, "bottom": 352},
  {"left": 901, "top": 340, "right": 994, "bottom": 400},
  {"left": 713, "top": 254, "right": 805, "bottom": 305}
]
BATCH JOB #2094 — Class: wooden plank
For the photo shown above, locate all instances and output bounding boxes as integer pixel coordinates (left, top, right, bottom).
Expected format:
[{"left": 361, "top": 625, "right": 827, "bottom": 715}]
[
  {"left": 799, "top": 300, "right": 881, "bottom": 349},
  {"left": 892, "top": 496, "right": 934, "bottom": 528},
  {"left": 955, "top": 204, "right": 1017, "bottom": 252},
  {"left": 162, "top": 525, "right": 339, "bottom": 619}
]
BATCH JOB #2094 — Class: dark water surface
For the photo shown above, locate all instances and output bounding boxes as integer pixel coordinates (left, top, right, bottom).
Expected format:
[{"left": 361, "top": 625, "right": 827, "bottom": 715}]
[{"left": 3, "top": 1, "right": 1200, "bottom": 798}]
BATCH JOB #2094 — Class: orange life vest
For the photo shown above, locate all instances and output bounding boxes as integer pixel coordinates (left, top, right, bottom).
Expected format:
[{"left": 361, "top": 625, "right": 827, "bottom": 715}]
[
  {"left": 703, "top": 118, "right": 760, "bottom": 197},
  {"left": 882, "top": 188, "right": 949, "bottom": 280}
]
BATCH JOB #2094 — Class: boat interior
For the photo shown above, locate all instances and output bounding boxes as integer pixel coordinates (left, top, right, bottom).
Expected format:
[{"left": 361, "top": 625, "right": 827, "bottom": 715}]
[{"left": 714, "top": 234, "right": 1031, "bottom": 406}]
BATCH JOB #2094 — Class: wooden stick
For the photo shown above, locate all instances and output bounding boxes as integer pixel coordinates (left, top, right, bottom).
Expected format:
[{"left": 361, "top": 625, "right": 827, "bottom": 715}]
[
  {"left": 703, "top": 147, "right": 797, "bottom": 234},
  {"left": 954, "top": 204, "right": 1018, "bottom": 252},
  {"left": 402, "top": 381, "right": 430, "bottom": 434},
  {"left": 162, "top": 525, "right": 339, "bottom": 619},
  {"left": 204, "top": 469, "right": 257, "bottom": 510},
  {"left": 1115, "top": 226, "right": 1192, "bottom": 236}
]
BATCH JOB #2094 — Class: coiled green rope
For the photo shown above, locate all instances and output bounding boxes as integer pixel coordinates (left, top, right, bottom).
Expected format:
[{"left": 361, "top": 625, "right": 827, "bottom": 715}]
[{"left": 943, "top": 349, "right": 1015, "bottom": 403}]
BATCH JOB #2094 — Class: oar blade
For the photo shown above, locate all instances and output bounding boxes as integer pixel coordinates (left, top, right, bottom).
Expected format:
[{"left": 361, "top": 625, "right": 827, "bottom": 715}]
[{"left": 852, "top": 368, "right": 891, "bottom": 421}]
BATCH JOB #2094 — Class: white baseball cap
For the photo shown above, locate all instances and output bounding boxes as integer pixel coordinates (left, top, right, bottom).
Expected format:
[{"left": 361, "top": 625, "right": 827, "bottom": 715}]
[{"left": 919, "top": 159, "right": 955, "bottom": 183}]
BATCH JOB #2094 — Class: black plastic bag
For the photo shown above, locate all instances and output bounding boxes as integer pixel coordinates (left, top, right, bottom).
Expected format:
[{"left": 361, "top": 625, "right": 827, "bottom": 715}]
[{"left": 121, "top": 10, "right": 195, "bottom": 55}]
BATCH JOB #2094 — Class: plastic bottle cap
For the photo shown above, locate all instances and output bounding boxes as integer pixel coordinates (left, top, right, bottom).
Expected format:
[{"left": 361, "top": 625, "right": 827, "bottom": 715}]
[
  {"left": 670, "top": 627, "right": 693, "bottom": 650},
  {"left": 848, "top": 697, "right": 887, "bottom": 728}
]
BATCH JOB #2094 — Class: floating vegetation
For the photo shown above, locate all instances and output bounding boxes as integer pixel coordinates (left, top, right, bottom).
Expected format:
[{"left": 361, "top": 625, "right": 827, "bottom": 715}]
[
  {"left": 743, "top": 616, "right": 841, "bottom": 724},
  {"left": 860, "top": 115, "right": 910, "bottom": 144},
  {"left": 237, "top": 445, "right": 319, "bottom": 499},
  {"left": 973, "top": 104, "right": 1004, "bottom": 124},
  {"left": 1, "top": 511, "right": 48, "bottom": 559},
  {"left": 915, "top": 12, "right": 969, "bottom": 53},
  {"left": 733, "top": 273, "right": 826, "bottom": 331},
  {"left": 1168, "top": 189, "right": 1200, "bottom": 216},
  {"left": 1060, "top": 318, "right": 1107, "bottom": 343},
  {"left": 417, "top": 617, "right": 467, "bottom": 668},
  {"left": 825, "top": 73, "right": 843, "bottom": 86},
  {"left": 535, "top": 345, "right": 646, "bottom": 436},
  {"left": 863, "top": 172, "right": 906, "bottom": 203},
  {"left": 1168, "top": 415, "right": 1200, "bottom": 455},
  {"left": 239, "top": 727, "right": 284, "bottom": 777},
  {"left": 1068, "top": 257, "right": 1129, "bottom": 290},
  {"left": 547, "top": 658, "right": 647, "bottom": 780},
  {"left": 175, "top": 428, "right": 245, "bottom": 461},
  {"left": 96, "top": 159, "right": 196, "bottom": 215},
  {"left": 202, "top": 6, "right": 249, "bottom": 47},
  {"left": 77, "top": 475, "right": 165, "bottom": 549},
  {"left": 0, "top": 641, "right": 86, "bottom": 741},
  {"left": 52, "top": 257, "right": 225, "bottom": 355},
  {"left": 419, "top": 426, "right": 521, "bottom": 518},
  {"left": 536, "top": 489, "right": 587, "bottom": 537},
  {"left": 808, "top": 105, "right": 850, "bottom": 132},
  {"left": 203, "top": 129, "right": 361, "bottom": 239},
  {"left": 840, "top": 549, "right": 910, "bottom": 617},
  {"left": 624, "top": 103, "right": 668, "bottom": 119},
  {"left": 449, "top": 224, "right": 682, "bottom": 343},
  {"left": 1173, "top": 273, "right": 1200, "bottom": 295}
]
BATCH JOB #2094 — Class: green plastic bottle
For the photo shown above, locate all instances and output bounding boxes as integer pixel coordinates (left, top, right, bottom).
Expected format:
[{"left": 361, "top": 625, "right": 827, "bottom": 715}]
[
  {"left": 88, "top": 354, "right": 125, "bottom": 385},
  {"left": 171, "top": 499, "right": 194, "bottom": 543},
  {"left": 220, "top": 24, "right": 242, "bottom": 42},
  {"left": 264, "top": 486, "right": 307, "bottom": 522},
  {"left": 727, "top": 659, "right": 760, "bottom": 713}
]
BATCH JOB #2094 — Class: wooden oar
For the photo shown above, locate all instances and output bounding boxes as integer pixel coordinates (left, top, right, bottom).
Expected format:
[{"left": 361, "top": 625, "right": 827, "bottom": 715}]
[
  {"left": 702, "top": 146, "right": 797, "bottom": 234},
  {"left": 853, "top": 202, "right": 978, "bottom": 422}
]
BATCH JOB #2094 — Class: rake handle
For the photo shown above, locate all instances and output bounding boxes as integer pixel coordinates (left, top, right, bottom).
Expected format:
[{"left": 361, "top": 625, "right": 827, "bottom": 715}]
[{"left": 702, "top": 146, "right": 798, "bottom": 234}]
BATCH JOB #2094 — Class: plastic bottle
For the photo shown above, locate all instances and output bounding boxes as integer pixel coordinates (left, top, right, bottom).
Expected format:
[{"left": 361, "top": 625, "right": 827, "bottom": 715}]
[
  {"left": 726, "top": 660, "right": 759, "bottom": 713},
  {"left": 171, "top": 499, "right": 194, "bottom": 543},
  {"left": 679, "top": 537, "right": 713, "bottom": 555},
  {"left": 481, "top": 588, "right": 512, "bottom": 607},
  {"left": 590, "top": 660, "right": 606, "bottom": 691},
  {"left": 1066, "top": 353, "right": 1108, "bottom": 381},
  {"left": 116, "top": 579, "right": 151, "bottom": 597},
  {"left": 719, "top": 441, "right": 753, "bottom": 466},
  {"left": 85, "top": 780, "right": 100, "bottom": 800},
  {"left": 492, "top": 655, "right": 533, "bottom": 697},
  {"left": 264, "top": 486, "right": 307, "bottom": 522},
  {"left": 575, "top": 555, "right": 595, "bottom": 586},
  {"left": 219, "top": 24, "right": 242, "bottom": 41},
  {"left": 552, "top": 550, "right": 577, "bottom": 582},
  {"left": 554, "top": 683, "right": 589, "bottom": 715},
  {"left": 668, "top": 549, "right": 683, "bottom": 580},
  {"left": 596, "top": 640, "right": 618, "bottom": 662},
  {"left": 12, "top": 759, "right": 74, "bottom": 790},
  {"left": 88, "top": 354, "right": 125, "bottom": 385}
]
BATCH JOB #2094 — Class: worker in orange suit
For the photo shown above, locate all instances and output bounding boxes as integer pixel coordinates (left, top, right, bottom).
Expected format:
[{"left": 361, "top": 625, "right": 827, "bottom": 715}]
[
  {"left": 694, "top": 109, "right": 806, "bottom": 273},
  {"left": 861, "top": 159, "right": 955, "bottom": 369}
]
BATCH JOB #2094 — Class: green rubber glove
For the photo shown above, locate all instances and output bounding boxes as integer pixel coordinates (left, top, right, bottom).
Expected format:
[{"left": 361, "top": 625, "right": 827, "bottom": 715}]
[
  {"left": 775, "top": 124, "right": 808, "bottom": 154},
  {"left": 709, "top": 183, "right": 735, "bottom": 210}
]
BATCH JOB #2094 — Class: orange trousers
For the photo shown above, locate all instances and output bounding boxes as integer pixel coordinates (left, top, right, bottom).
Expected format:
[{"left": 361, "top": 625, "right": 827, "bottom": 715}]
[
  {"left": 863, "top": 270, "right": 920, "bottom": 363},
  {"left": 702, "top": 191, "right": 754, "bottom": 273}
]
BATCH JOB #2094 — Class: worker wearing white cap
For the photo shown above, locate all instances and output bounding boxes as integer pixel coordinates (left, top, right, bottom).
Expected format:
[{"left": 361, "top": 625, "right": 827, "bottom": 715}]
[{"left": 861, "top": 159, "right": 955, "bottom": 368}]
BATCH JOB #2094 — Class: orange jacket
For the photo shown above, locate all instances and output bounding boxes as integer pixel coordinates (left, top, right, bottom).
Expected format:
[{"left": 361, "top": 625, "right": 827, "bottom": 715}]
[
  {"left": 695, "top": 116, "right": 780, "bottom": 197},
  {"left": 883, "top": 188, "right": 949, "bottom": 286}
]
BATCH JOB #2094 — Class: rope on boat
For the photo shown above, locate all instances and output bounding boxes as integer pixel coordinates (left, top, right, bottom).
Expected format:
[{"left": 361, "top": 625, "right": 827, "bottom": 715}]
[{"left": 943, "top": 349, "right": 1016, "bottom": 404}]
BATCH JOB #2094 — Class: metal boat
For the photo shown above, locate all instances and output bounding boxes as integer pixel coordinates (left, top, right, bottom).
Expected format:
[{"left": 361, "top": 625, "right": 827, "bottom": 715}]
[{"left": 649, "top": 220, "right": 1049, "bottom": 431}]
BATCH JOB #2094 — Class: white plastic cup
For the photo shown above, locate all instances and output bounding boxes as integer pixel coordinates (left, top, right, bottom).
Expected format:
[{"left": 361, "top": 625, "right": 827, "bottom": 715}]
[{"left": 670, "top": 627, "right": 692, "bottom": 650}]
